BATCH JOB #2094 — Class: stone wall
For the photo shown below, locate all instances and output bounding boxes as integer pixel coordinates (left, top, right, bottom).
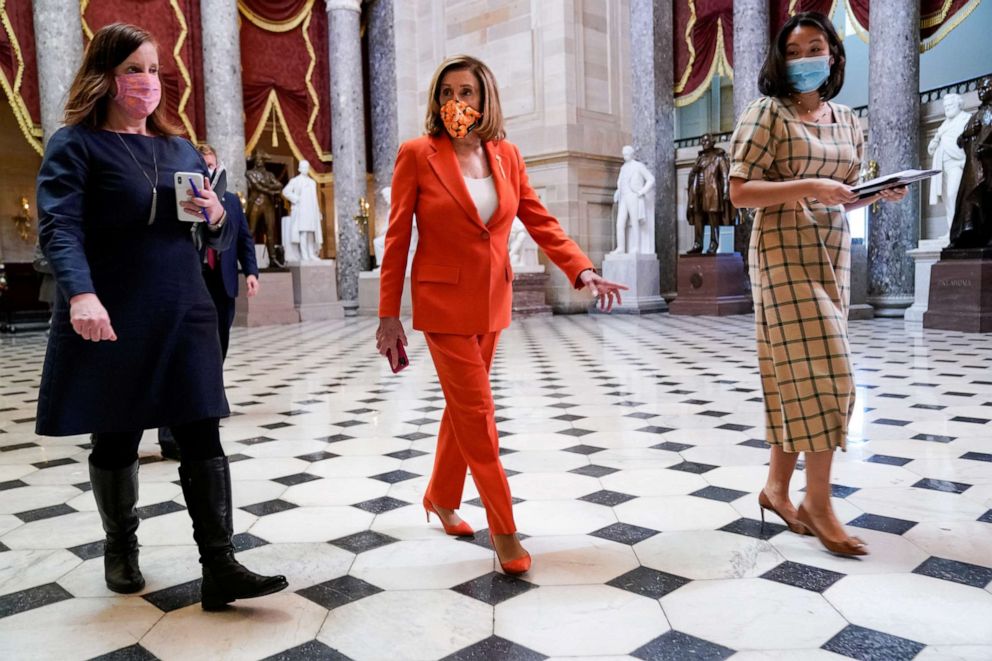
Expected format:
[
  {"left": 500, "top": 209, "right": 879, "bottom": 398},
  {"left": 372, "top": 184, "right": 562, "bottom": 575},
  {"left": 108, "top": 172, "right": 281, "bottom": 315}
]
[{"left": 392, "top": 0, "right": 632, "bottom": 312}]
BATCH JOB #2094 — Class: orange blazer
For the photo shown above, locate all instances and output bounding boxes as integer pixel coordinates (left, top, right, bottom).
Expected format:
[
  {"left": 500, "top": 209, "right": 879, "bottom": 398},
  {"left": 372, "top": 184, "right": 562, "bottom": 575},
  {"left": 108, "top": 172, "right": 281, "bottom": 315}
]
[{"left": 379, "top": 134, "right": 594, "bottom": 334}]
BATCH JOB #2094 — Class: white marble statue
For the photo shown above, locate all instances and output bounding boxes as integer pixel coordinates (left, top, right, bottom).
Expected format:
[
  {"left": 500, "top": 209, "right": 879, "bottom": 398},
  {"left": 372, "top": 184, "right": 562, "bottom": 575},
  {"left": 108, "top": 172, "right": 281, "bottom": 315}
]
[
  {"left": 508, "top": 217, "right": 545, "bottom": 273},
  {"left": 373, "top": 186, "right": 417, "bottom": 273},
  {"left": 281, "top": 160, "right": 323, "bottom": 262},
  {"left": 609, "top": 145, "right": 656, "bottom": 255},
  {"left": 928, "top": 94, "right": 971, "bottom": 238}
]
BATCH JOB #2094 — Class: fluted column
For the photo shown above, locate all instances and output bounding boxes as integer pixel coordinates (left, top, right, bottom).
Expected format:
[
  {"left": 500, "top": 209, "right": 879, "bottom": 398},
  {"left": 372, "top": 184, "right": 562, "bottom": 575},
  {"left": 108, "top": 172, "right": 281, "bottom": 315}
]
[
  {"left": 629, "top": 0, "right": 676, "bottom": 297},
  {"left": 327, "top": 0, "right": 368, "bottom": 311},
  {"left": 32, "top": 0, "right": 84, "bottom": 147},
  {"left": 867, "top": 0, "right": 920, "bottom": 317},
  {"left": 200, "top": 0, "right": 247, "bottom": 195},
  {"left": 732, "top": 1, "right": 769, "bottom": 264}
]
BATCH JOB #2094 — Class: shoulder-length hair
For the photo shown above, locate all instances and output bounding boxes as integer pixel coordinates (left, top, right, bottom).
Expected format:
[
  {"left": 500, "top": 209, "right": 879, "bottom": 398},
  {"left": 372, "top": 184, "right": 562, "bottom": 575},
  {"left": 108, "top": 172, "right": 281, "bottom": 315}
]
[
  {"left": 758, "top": 12, "right": 846, "bottom": 100},
  {"left": 424, "top": 55, "right": 506, "bottom": 142},
  {"left": 63, "top": 23, "right": 180, "bottom": 136}
]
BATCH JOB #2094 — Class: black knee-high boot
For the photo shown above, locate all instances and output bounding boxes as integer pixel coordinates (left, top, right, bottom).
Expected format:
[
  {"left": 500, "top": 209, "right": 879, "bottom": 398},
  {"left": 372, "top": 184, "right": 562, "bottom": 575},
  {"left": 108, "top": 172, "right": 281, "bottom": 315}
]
[
  {"left": 178, "top": 457, "right": 288, "bottom": 610},
  {"left": 89, "top": 457, "right": 145, "bottom": 593}
]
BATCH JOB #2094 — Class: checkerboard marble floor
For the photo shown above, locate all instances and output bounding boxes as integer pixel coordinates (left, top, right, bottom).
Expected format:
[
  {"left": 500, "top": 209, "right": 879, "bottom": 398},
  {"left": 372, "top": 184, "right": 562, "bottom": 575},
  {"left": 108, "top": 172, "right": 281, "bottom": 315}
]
[{"left": 1, "top": 314, "right": 991, "bottom": 660}]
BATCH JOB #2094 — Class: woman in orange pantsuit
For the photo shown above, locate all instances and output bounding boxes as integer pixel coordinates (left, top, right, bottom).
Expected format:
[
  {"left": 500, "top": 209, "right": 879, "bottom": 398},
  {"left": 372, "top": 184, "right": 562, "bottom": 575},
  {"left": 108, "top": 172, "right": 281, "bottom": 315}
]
[{"left": 376, "top": 56, "right": 625, "bottom": 574}]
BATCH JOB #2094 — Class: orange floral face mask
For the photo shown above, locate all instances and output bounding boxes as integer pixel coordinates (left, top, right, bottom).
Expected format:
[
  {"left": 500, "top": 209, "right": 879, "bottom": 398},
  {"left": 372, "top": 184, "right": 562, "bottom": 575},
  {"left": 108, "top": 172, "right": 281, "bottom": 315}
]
[{"left": 439, "top": 99, "right": 482, "bottom": 139}]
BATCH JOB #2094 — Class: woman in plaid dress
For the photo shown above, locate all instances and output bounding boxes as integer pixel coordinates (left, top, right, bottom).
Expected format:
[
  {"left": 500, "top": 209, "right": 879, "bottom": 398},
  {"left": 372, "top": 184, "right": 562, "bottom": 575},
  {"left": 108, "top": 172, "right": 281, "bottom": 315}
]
[{"left": 729, "top": 13, "right": 907, "bottom": 556}]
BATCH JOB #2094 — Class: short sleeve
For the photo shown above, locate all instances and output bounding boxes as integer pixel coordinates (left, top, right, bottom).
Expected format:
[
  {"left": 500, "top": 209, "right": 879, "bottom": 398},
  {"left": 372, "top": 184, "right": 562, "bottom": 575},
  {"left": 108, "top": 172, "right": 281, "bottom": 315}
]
[
  {"left": 845, "top": 109, "right": 865, "bottom": 186},
  {"left": 729, "top": 97, "right": 781, "bottom": 181}
]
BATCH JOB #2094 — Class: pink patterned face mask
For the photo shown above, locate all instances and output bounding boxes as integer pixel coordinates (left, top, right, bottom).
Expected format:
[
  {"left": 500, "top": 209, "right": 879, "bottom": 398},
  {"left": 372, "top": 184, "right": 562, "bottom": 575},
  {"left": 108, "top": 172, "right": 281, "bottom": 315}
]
[{"left": 112, "top": 73, "right": 161, "bottom": 120}]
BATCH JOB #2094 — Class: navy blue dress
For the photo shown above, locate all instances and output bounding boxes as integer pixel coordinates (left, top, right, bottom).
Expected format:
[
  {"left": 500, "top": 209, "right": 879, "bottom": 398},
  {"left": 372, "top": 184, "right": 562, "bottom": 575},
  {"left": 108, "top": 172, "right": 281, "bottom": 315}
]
[{"left": 35, "top": 125, "right": 234, "bottom": 436}]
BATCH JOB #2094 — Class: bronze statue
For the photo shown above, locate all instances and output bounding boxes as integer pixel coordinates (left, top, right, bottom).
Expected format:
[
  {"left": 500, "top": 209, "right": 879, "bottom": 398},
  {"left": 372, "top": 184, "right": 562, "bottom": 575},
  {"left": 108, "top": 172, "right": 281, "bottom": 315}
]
[
  {"left": 686, "top": 133, "right": 738, "bottom": 254},
  {"left": 246, "top": 150, "right": 286, "bottom": 267},
  {"left": 949, "top": 77, "right": 992, "bottom": 250}
]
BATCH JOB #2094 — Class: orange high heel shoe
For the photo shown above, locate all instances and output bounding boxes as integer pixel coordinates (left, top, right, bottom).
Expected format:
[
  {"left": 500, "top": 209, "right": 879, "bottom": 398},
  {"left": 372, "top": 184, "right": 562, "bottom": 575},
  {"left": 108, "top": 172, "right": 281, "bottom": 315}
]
[
  {"left": 489, "top": 532, "right": 532, "bottom": 575},
  {"left": 796, "top": 504, "right": 869, "bottom": 557},
  {"left": 423, "top": 497, "right": 474, "bottom": 537},
  {"left": 758, "top": 490, "right": 811, "bottom": 536}
]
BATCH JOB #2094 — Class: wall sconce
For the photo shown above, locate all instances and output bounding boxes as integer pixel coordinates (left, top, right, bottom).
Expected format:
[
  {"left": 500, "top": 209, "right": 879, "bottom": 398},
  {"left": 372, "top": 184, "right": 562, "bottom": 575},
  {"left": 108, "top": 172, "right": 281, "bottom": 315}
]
[{"left": 12, "top": 196, "right": 32, "bottom": 242}]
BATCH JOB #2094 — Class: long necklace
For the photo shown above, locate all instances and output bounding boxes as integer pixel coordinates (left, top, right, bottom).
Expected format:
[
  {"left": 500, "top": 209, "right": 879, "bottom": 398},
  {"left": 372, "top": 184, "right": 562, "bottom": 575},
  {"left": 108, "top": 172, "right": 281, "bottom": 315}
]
[{"left": 115, "top": 131, "right": 159, "bottom": 225}]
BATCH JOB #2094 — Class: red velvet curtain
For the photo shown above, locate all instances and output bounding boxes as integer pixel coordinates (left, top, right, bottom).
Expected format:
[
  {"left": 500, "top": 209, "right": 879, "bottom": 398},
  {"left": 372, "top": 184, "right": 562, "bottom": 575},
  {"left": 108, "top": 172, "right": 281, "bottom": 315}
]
[
  {"left": 81, "top": 0, "right": 206, "bottom": 142},
  {"left": 0, "top": 0, "right": 42, "bottom": 154},
  {"left": 239, "top": 0, "right": 332, "bottom": 174},
  {"left": 846, "top": 0, "right": 980, "bottom": 49},
  {"left": 674, "top": 1, "right": 733, "bottom": 106},
  {"left": 770, "top": 0, "right": 838, "bottom": 33}
]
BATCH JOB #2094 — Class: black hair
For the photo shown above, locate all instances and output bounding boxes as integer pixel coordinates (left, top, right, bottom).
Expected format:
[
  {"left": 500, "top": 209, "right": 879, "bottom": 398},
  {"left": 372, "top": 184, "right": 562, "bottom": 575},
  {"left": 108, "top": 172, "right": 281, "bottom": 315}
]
[{"left": 758, "top": 12, "right": 846, "bottom": 100}]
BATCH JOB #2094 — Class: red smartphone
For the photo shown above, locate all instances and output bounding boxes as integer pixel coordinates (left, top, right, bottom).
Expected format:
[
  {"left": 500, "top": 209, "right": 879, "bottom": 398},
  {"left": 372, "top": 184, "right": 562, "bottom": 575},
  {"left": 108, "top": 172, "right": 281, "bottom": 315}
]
[{"left": 386, "top": 339, "right": 409, "bottom": 373}]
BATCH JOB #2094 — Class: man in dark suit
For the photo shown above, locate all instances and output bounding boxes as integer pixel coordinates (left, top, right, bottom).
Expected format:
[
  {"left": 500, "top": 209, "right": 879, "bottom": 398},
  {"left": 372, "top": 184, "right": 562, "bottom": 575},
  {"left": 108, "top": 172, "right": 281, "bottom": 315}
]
[{"left": 160, "top": 144, "right": 260, "bottom": 460}]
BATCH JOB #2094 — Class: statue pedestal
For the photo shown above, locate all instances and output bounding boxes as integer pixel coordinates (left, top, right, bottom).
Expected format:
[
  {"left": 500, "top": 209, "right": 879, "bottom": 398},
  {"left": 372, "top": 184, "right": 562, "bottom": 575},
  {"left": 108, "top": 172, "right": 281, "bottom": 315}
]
[
  {"left": 288, "top": 260, "right": 344, "bottom": 321},
  {"left": 849, "top": 240, "right": 874, "bottom": 320},
  {"left": 512, "top": 271, "right": 552, "bottom": 317},
  {"left": 358, "top": 270, "right": 412, "bottom": 316},
  {"left": 669, "top": 253, "right": 752, "bottom": 316},
  {"left": 923, "top": 255, "right": 992, "bottom": 333},
  {"left": 905, "top": 239, "right": 946, "bottom": 324},
  {"left": 234, "top": 271, "right": 299, "bottom": 327},
  {"left": 597, "top": 253, "right": 667, "bottom": 314}
]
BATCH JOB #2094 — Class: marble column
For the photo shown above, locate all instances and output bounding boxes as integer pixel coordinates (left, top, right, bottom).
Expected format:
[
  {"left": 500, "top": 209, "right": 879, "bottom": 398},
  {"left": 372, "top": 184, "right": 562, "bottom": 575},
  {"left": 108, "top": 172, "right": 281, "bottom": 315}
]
[
  {"left": 867, "top": 0, "right": 920, "bottom": 317},
  {"left": 31, "top": 0, "right": 84, "bottom": 147},
  {"left": 732, "top": 1, "right": 769, "bottom": 276},
  {"left": 732, "top": 1, "right": 769, "bottom": 121},
  {"left": 200, "top": 0, "right": 248, "bottom": 195},
  {"left": 327, "top": 0, "right": 368, "bottom": 311},
  {"left": 629, "top": 0, "right": 676, "bottom": 298},
  {"left": 367, "top": 0, "right": 398, "bottom": 197}
]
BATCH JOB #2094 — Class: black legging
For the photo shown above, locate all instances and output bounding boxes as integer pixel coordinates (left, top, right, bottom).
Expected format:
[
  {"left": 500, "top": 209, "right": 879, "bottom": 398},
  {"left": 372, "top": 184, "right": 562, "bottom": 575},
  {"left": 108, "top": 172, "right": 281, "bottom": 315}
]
[{"left": 92, "top": 418, "right": 224, "bottom": 470}]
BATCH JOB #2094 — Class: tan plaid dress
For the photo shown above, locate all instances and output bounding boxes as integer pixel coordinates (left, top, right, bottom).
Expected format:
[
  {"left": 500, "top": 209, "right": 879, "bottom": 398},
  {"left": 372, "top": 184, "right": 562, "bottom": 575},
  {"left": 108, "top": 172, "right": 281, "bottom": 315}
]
[{"left": 730, "top": 96, "right": 863, "bottom": 453}]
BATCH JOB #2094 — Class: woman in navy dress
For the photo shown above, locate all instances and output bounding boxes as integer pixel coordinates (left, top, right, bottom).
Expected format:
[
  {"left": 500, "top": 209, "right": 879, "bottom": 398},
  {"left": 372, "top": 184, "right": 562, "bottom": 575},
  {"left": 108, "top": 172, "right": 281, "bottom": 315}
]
[{"left": 36, "top": 23, "right": 286, "bottom": 609}]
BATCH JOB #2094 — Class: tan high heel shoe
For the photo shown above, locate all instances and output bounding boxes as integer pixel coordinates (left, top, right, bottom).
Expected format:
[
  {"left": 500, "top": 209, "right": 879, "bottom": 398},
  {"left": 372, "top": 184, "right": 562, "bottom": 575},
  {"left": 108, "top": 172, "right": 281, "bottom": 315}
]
[
  {"left": 423, "top": 497, "right": 474, "bottom": 537},
  {"left": 796, "top": 504, "right": 868, "bottom": 557},
  {"left": 758, "top": 490, "right": 811, "bottom": 536}
]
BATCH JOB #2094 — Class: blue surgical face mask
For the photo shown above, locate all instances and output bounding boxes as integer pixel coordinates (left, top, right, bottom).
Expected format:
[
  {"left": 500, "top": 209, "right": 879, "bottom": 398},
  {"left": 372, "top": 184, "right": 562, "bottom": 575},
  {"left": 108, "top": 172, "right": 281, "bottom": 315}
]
[{"left": 786, "top": 55, "right": 831, "bottom": 93}]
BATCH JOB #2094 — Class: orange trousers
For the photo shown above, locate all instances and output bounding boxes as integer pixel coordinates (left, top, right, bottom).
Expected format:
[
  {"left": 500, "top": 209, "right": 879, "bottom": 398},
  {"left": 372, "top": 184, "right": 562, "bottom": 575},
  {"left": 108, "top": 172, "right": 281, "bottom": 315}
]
[{"left": 423, "top": 331, "right": 516, "bottom": 535}]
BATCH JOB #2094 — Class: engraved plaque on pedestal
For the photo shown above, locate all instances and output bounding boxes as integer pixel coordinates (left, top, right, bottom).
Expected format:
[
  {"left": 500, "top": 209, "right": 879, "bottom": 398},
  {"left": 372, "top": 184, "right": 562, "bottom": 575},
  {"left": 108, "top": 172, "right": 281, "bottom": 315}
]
[
  {"left": 512, "top": 272, "right": 552, "bottom": 317},
  {"left": 923, "top": 257, "right": 992, "bottom": 333},
  {"left": 669, "top": 253, "right": 752, "bottom": 316}
]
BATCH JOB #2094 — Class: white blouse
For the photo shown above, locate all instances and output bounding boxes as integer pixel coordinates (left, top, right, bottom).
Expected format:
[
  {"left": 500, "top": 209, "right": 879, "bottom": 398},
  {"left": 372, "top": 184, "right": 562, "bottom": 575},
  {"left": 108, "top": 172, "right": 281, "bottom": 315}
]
[{"left": 463, "top": 175, "right": 498, "bottom": 225}]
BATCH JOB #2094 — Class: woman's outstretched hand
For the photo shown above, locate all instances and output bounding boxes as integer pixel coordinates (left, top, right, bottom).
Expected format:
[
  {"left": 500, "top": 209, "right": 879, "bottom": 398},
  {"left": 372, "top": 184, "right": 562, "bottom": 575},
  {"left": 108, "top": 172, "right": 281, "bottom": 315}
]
[
  {"left": 376, "top": 316, "right": 408, "bottom": 371},
  {"left": 579, "top": 269, "right": 628, "bottom": 313}
]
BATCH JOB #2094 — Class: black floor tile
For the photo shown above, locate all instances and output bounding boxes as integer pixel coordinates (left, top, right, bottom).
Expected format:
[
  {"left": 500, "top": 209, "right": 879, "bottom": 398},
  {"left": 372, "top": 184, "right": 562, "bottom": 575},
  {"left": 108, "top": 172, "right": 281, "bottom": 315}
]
[
  {"left": 668, "top": 461, "right": 719, "bottom": 474},
  {"left": 590, "top": 522, "right": 660, "bottom": 545},
  {"left": 738, "top": 439, "right": 769, "bottom": 449},
  {"left": 865, "top": 454, "right": 913, "bottom": 467},
  {"left": 980, "top": 510, "right": 992, "bottom": 524},
  {"left": 451, "top": 572, "right": 537, "bottom": 605},
  {"left": 142, "top": 579, "right": 202, "bottom": 612},
  {"left": 913, "top": 556, "right": 992, "bottom": 588},
  {"left": 636, "top": 425, "right": 675, "bottom": 435},
  {"left": 720, "top": 517, "right": 788, "bottom": 541},
  {"left": 578, "top": 489, "right": 636, "bottom": 507},
  {"left": 137, "top": 501, "right": 186, "bottom": 520},
  {"left": 830, "top": 484, "right": 860, "bottom": 498},
  {"left": 0, "top": 479, "right": 28, "bottom": 491},
  {"left": 262, "top": 640, "right": 351, "bottom": 661},
  {"left": 822, "top": 624, "right": 925, "bottom": 661},
  {"left": 370, "top": 469, "right": 420, "bottom": 484},
  {"left": 848, "top": 513, "right": 917, "bottom": 535},
  {"left": 761, "top": 561, "right": 845, "bottom": 592},
  {"left": 911, "top": 433, "right": 955, "bottom": 443},
  {"left": 912, "top": 477, "right": 971, "bottom": 494},
  {"left": 569, "top": 464, "right": 619, "bottom": 478},
  {"left": 68, "top": 539, "right": 105, "bottom": 560},
  {"left": 330, "top": 530, "right": 399, "bottom": 554},
  {"left": 15, "top": 503, "right": 76, "bottom": 523},
  {"left": 241, "top": 499, "right": 299, "bottom": 517},
  {"left": 273, "top": 472, "right": 321, "bottom": 487},
  {"left": 90, "top": 645, "right": 159, "bottom": 660},
  {"left": 607, "top": 566, "right": 690, "bottom": 600},
  {"left": 690, "top": 486, "right": 748, "bottom": 503},
  {"left": 562, "top": 444, "right": 605, "bottom": 455},
  {"left": 651, "top": 441, "right": 693, "bottom": 452},
  {"left": 442, "top": 635, "right": 546, "bottom": 661},
  {"left": 352, "top": 496, "right": 410, "bottom": 514},
  {"left": 961, "top": 451, "right": 992, "bottom": 463},
  {"left": 0, "top": 582, "right": 73, "bottom": 619},
  {"left": 632, "top": 631, "right": 734, "bottom": 661},
  {"left": 237, "top": 436, "right": 277, "bottom": 446},
  {"left": 297, "top": 575, "right": 382, "bottom": 610},
  {"left": 295, "top": 451, "right": 339, "bottom": 463},
  {"left": 385, "top": 449, "right": 429, "bottom": 460}
]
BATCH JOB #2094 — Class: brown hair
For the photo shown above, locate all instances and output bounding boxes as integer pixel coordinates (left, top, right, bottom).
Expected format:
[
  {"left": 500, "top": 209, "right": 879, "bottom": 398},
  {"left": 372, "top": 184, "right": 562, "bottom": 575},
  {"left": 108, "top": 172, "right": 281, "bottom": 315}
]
[
  {"left": 197, "top": 143, "right": 216, "bottom": 157},
  {"left": 758, "top": 12, "right": 846, "bottom": 101},
  {"left": 63, "top": 23, "right": 180, "bottom": 135},
  {"left": 424, "top": 55, "right": 506, "bottom": 142}
]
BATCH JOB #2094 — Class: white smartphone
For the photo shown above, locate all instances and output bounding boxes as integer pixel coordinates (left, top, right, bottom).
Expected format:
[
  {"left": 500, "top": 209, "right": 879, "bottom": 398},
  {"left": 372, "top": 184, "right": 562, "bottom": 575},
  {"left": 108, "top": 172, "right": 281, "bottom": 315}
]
[{"left": 174, "top": 171, "right": 207, "bottom": 223}]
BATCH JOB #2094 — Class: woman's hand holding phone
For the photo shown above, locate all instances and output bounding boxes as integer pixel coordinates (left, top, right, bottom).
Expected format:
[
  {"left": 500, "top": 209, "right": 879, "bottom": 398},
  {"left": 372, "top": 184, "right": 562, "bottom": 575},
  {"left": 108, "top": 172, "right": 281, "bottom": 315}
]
[{"left": 180, "top": 176, "right": 224, "bottom": 225}]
